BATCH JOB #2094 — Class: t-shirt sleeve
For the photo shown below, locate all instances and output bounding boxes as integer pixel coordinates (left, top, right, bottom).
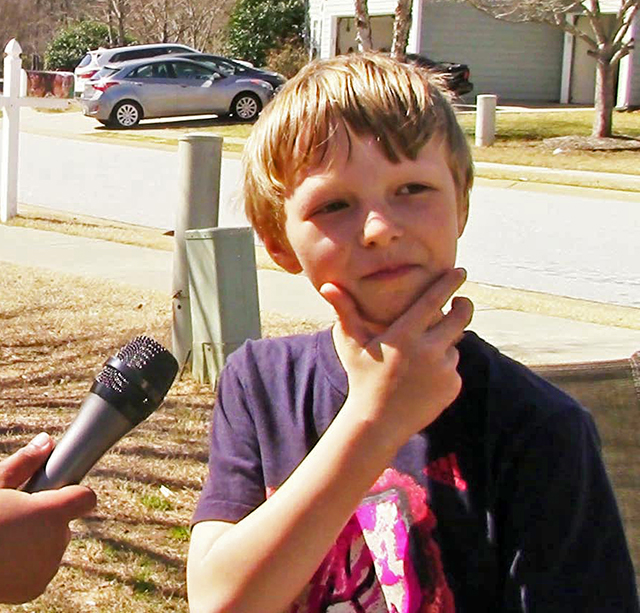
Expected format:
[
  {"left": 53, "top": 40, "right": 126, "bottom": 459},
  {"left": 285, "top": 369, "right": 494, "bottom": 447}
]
[
  {"left": 498, "top": 406, "right": 639, "bottom": 612},
  {"left": 191, "top": 359, "right": 266, "bottom": 526}
]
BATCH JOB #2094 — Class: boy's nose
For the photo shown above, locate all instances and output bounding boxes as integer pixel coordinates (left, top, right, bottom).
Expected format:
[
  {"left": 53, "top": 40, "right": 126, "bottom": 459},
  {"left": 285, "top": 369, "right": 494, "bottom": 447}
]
[{"left": 361, "top": 207, "right": 403, "bottom": 247}]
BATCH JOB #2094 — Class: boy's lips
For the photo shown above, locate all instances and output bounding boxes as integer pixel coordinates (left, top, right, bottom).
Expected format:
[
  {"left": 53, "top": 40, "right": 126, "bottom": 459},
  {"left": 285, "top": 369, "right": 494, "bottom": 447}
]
[{"left": 362, "top": 263, "right": 422, "bottom": 281}]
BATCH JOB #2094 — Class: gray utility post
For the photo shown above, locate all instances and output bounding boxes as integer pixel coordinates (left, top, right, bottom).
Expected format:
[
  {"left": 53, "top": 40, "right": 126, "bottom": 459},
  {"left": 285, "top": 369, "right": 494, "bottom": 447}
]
[
  {"left": 475, "top": 94, "right": 497, "bottom": 147},
  {"left": 1, "top": 39, "right": 70, "bottom": 223},
  {"left": 172, "top": 134, "right": 223, "bottom": 368},
  {"left": 171, "top": 133, "right": 261, "bottom": 383},
  {"left": 186, "top": 227, "right": 260, "bottom": 384}
]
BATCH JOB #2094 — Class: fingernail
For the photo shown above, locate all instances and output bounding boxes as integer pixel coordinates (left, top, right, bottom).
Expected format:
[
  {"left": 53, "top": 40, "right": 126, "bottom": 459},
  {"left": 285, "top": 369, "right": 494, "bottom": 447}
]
[{"left": 28, "top": 432, "right": 51, "bottom": 450}]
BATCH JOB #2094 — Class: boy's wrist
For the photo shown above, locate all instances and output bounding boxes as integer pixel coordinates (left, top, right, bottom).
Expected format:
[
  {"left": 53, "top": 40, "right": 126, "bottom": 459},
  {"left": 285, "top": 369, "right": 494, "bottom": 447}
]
[{"left": 335, "top": 395, "right": 411, "bottom": 459}]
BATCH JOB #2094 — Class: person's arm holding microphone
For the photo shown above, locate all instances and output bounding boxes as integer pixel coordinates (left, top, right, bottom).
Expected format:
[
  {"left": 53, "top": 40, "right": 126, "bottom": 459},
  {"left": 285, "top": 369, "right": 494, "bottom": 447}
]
[{"left": 0, "top": 432, "right": 96, "bottom": 604}]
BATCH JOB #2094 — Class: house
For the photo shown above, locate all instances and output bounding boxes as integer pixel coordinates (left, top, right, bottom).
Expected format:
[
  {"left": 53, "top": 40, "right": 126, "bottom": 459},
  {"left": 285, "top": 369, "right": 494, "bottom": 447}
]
[{"left": 308, "top": 0, "right": 640, "bottom": 107}]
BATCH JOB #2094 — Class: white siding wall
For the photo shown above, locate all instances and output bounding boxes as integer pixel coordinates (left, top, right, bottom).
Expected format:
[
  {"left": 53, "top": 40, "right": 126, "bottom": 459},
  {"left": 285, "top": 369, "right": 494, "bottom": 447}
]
[
  {"left": 620, "top": 13, "right": 640, "bottom": 107},
  {"left": 420, "top": 2, "right": 564, "bottom": 101},
  {"left": 630, "top": 43, "right": 640, "bottom": 106}
]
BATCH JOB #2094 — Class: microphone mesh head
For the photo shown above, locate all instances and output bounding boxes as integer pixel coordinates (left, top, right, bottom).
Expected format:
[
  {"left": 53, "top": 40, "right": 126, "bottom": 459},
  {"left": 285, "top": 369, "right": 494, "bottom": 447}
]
[{"left": 95, "top": 336, "right": 179, "bottom": 405}]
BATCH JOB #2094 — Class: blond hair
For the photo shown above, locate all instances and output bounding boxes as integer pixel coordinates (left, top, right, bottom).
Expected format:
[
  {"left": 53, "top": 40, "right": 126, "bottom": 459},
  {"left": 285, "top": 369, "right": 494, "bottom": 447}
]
[{"left": 243, "top": 52, "right": 473, "bottom": 250}]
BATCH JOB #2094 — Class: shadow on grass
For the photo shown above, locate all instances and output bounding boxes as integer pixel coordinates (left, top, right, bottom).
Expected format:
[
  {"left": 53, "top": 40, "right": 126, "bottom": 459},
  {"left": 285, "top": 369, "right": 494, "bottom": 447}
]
[
  {"left": 94, "top": 114, "right": 253, "bottom": 132},
  {"left": 61, "top": 560, "right": 187, "bottom": 601}
]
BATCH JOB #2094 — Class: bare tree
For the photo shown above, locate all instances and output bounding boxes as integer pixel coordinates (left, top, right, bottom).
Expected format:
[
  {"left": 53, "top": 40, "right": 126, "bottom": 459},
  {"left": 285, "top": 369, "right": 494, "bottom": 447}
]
[
  {"left": 391, "top": 0, "right": 413, "bottom": 58},
  {"left": 466, "top": 0, "right": 640, "bottom": 137},
  {"left": 352, "top": 0, "right": 414, "bottom": 56},
  {"left": 354, "top": 0, "right": 373, "bottom": 50}
]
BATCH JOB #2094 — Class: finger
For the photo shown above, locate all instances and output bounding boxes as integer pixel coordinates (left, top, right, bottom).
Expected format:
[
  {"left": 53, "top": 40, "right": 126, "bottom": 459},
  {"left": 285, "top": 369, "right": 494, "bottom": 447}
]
[
  {"left": 0, "top": 433, "right": 54, "bottom": 489},
  {"left": 428, "top": 296, "right": 474, "bottom": 346},
  {"left": 33, "top": 486, "right": 97, "bottom": 522},
  {"left": 385, "top": 268, "right": 467, "bottom": 340},
  {"left": 319, "top": 282, "right": 371, "bottom": 347}
]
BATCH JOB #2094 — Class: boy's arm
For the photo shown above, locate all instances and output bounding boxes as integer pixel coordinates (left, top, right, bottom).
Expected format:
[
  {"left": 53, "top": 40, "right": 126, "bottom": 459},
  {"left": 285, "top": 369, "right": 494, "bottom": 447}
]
[{"left": 187, "top": 269, "right": 473, "bottom": 613}]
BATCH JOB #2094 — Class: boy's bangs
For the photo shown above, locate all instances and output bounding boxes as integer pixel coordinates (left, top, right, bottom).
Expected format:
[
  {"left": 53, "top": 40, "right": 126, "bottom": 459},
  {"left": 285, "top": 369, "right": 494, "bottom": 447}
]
[{"left": 278, "top": 58, "right": 456, "bottom": 185}]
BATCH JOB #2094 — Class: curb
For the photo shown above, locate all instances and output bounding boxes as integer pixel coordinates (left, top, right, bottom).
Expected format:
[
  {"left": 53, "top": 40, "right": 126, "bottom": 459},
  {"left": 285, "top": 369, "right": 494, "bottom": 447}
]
[{"left": 475, "top": 162, "right": 640, "bottom": 193}]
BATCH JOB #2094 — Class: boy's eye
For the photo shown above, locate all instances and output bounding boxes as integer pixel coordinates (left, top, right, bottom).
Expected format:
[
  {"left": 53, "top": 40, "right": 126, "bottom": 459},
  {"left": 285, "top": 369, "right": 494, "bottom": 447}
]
[
  {"left": 397, "top": 183, "right": 430, "bottom": 195},
  {"left": 315, "top": 200, "right": 349, "bottom": 215}
]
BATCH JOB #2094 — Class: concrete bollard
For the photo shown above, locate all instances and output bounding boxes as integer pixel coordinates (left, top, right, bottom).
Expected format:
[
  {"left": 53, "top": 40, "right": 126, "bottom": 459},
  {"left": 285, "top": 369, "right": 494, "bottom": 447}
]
[
  {"left": 171, "top": 134, "right": 223, "bottom": 369},
  {"left": 185, "top": 227, "right": 261, "bottom": 385},
  {"left": 475, "top": 94, "right": 497, "bottom": 147}
]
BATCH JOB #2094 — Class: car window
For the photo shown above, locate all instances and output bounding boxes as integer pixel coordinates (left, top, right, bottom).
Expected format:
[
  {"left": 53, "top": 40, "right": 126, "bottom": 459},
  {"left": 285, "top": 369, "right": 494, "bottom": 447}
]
[
  {"left": 77, "top": 54, "right": 93, "bottom": 68},
  {"left": 228, "top": 61, "right": 247, "bottom": 74},
  {"left": 112, "top": 48, "right": 153, "bottom": 62},
  {"left": 94, "top": 67, "right": 120, "bottom": 79},
  {"left": 171, "top": 62, "right": 215, "bottom": 80},
  {"left": 192, "top": 59, "right": 233, "bottom": 77},
  {"left": 166, "top": 46, "right": 190, "bottom": 54},
  {"left": 127, "top": 62, "right": 171, "bottom": 79},
  {"left": 213, "top": 59, "right": 236, "bottom": 76}
]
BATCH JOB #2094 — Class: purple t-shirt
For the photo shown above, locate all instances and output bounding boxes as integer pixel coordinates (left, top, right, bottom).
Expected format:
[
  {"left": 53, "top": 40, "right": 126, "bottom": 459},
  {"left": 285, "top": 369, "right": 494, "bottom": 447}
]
[{"left": 193, "top": 329, "right": 638, "bottom": 612}]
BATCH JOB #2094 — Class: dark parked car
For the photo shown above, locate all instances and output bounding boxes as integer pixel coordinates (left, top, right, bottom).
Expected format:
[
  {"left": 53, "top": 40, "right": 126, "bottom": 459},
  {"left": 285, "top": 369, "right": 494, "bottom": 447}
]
[
  {"left": 405, "top": 53, "right": 473, "bottom": 98},
  {"left": 170, "top": 53, "right": 286, "bottom": 90}
]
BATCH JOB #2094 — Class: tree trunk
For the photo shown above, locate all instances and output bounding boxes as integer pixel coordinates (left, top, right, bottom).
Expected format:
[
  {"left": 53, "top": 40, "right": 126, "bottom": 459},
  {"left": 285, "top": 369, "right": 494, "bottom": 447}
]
[
  {"left": 354, "top": 0, "right": 373, "bottom": 51},
  {"left": 391, "top": 0, "right": 412, "bottom": 59},
  {"left": 592, "top": 57, "right": 615, "bottom": 137}
]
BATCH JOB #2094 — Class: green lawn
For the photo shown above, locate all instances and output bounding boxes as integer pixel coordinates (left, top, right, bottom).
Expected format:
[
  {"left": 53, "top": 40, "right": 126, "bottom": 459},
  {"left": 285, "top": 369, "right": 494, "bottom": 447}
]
[{"left": 457, "top": 109, "right": 640, "bottom": 176}]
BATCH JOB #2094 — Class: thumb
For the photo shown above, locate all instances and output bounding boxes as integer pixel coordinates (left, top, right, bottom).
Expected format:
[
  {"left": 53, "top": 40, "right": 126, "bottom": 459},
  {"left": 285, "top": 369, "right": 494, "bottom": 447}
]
[
  {"left": 32, "top": 485, "right": 97, "bottom": 522},
  {"left": 319, "top": 283, "right": 369, "bottom": 346},
  {"left": 0, "top": 433, "right": 54, "bottom": 489}
]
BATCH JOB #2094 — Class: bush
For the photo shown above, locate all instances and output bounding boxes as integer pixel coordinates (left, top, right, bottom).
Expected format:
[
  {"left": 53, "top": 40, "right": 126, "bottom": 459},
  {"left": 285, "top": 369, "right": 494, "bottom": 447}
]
[
  {"left": 44, "top": 21, "right": 126, "bottom": 71},
  {"left": 226, "top": 0, "right": 305, "bottom": 67},
  {"left": 266, "top": 37, "right": 308, "bottom": 78}
]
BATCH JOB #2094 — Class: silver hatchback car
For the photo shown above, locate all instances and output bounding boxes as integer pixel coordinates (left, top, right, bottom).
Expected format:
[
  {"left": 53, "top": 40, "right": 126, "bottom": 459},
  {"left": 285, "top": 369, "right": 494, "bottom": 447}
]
[{"left": 81, "top": 57, "right": 275, "bottom": 128}]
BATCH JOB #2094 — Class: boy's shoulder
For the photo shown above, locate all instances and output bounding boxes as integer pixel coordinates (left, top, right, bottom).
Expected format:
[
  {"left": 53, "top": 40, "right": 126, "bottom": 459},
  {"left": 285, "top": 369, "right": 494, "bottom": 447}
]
[
  {"left": 458, "top": 330, "right": 594, "bottom": 434},
  {"left": 224, "top": 328, "right": 344, "bottom": 390},
  {"left": 227, "top": 329, "right": 332, "bottom": 369}
]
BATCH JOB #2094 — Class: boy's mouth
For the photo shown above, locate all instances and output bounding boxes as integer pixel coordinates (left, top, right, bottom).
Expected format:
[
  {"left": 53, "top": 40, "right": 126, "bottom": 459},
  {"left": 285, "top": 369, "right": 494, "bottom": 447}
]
[{"left": 362, "top": 263, "right": 421, "bottom": 282}]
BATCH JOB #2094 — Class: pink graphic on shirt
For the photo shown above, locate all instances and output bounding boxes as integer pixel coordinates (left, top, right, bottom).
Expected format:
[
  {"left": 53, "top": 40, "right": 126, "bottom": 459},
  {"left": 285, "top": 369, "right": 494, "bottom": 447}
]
[
  {"left": 287, "top": 468, "right": 456, "bottom": 612},
  {"left": 422, "top": 454, "right": 468, "bottom": 492}
]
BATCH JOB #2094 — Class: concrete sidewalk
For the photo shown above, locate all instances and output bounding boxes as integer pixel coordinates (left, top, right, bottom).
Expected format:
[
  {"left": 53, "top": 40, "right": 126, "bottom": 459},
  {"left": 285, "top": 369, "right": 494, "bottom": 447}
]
[{"left": 1, "top": 223, "right": 639, "bottom": 366}]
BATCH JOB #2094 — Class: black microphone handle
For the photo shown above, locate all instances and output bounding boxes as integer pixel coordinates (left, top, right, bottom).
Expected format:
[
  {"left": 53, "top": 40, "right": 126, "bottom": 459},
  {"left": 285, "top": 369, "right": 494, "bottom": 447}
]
[{"left": 23, "top": 392, "right": 134, "bottom": 493}]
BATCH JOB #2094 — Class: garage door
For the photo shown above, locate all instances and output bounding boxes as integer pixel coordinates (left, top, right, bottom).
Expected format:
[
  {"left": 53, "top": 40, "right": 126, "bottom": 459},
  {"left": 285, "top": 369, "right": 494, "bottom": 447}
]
[{"left": 420, "top": 2, "right": 564, "bottom": 102}]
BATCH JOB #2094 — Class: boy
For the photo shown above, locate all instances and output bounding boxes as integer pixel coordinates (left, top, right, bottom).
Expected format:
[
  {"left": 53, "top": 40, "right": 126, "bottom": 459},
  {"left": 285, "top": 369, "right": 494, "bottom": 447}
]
[{"left": 187, "top": 53, "right": 638, "bottom": 612}]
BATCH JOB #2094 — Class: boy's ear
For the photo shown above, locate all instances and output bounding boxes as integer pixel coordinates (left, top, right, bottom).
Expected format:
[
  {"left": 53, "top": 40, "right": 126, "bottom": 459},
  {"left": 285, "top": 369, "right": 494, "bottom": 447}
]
[
  {"left": 457, "top": 201, "right": 469, "bottom": 238},
  {"left": 263, "top": 235, "right": 304, "bottom": 274}
]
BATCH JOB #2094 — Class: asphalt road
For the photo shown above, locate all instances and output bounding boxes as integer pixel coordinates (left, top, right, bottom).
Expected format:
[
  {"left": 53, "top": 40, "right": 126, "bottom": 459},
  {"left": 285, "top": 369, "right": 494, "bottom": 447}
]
[{"left": 10, "top": 131, "right": 640, "bottom": 309}]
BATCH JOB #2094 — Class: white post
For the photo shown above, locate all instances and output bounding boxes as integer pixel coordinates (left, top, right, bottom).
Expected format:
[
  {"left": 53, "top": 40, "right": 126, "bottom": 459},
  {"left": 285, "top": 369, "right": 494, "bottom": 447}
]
[
  {"left": 475, "top": 94, "right": 497, "bottom": 147},
  {"left": 1, "top": 39, "right": 71, "bottom": 223},
  {"left": 1, "top": 39, "right": 22, "bottom": 223}
]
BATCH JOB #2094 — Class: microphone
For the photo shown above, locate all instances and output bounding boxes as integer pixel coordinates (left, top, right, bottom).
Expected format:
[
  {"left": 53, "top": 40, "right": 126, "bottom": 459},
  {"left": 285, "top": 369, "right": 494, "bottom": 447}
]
[{"left": 23, "top": 335, "right": 179, "bottom": 493}]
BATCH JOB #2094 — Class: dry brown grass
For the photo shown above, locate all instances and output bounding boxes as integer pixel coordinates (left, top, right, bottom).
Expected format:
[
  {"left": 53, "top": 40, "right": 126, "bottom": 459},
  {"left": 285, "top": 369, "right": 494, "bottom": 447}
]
[{"left": 0, "top": 262, "right": 323, "bottom": 612}]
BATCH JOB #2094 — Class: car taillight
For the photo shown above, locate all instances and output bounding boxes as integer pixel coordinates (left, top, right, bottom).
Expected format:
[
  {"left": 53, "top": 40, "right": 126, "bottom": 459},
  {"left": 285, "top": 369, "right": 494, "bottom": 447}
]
[
  {"left": 79, "top": 70, "right": 98, "bottom": 79},
  {"left": 93, "top": 81, "right": 120, "bottom": 92}
]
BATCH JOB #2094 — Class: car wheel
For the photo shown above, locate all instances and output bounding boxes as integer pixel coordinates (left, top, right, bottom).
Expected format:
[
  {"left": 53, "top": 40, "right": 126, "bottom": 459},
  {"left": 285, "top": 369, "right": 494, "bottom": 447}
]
[
  {"left": 231, "top": 93, "right": 261, "bottom": 122},
  {"left": 110, "top": 100, "right": 142, "bottom": 128}
]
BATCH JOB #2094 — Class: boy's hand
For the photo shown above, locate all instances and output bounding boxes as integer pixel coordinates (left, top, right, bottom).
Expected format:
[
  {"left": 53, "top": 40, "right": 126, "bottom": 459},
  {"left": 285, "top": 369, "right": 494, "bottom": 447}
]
[{"left": 321, "top": 268, "right": 473, "bottom": 447}]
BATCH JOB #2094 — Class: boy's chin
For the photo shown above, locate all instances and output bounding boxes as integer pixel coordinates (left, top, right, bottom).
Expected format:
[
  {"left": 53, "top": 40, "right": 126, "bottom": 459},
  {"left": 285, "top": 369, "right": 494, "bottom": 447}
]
[{"left": 357, "top": 298, "right": 417, "bottom": 330}]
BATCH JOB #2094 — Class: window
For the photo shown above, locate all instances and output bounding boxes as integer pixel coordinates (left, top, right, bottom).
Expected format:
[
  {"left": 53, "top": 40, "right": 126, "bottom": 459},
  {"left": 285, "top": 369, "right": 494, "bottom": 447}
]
[
  {"left": 77, "top": 54, "right": 93, "bottom": 68},
  {"left": 127, "top": 63, "right": 171, "bottom": 79},
  {"left": 171, "top": 61, "right": 214, "bottom": 80},
  {"left": 94, "top": 67, "right": 119, "bottom": 80}
]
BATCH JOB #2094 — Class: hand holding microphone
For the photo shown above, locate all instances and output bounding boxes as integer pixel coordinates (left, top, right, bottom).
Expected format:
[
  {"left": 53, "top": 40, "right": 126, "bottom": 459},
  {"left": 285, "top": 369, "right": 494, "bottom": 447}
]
[
  {"left": 24, "top": 335, "right": 179, "bottom": 493},
  {"left": 0, "top": 335, "right": 177, "bottom": 603}
]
